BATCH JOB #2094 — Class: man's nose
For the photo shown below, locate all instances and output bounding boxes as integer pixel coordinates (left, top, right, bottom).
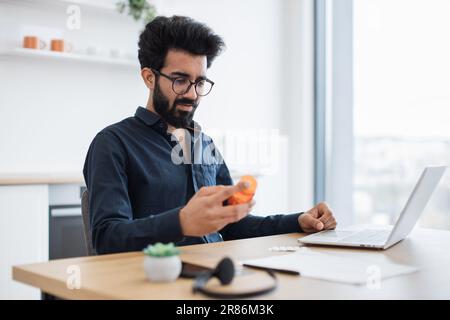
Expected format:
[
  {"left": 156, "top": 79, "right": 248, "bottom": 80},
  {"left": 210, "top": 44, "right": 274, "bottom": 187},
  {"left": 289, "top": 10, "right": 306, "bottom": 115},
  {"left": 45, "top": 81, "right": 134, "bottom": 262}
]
[{"left": 183, "top": 83, "right": 198, "bottom": 101}]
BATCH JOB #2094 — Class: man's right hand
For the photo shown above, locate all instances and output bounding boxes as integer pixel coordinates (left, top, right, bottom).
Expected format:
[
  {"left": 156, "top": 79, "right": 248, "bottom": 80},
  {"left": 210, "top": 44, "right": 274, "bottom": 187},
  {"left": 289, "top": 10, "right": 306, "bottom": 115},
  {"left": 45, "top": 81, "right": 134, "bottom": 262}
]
[{"left": 179, "top": 181, "right": 255, "bottom": 237}]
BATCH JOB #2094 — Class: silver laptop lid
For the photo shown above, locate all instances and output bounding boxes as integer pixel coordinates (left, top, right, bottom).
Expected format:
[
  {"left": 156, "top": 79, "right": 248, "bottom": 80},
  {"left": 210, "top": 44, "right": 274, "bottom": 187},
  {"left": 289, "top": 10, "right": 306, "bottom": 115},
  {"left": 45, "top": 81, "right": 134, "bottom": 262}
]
[{"left": 385, "top": 166, "right": 447, "bottom": 248}]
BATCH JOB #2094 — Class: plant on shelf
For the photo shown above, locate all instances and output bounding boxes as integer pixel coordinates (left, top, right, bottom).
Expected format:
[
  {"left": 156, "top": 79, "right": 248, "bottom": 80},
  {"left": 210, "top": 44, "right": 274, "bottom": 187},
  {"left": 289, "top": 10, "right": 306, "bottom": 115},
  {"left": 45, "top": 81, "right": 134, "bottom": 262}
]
[{"left": 116, "top": 0, "right": 157, "bottom": 25}]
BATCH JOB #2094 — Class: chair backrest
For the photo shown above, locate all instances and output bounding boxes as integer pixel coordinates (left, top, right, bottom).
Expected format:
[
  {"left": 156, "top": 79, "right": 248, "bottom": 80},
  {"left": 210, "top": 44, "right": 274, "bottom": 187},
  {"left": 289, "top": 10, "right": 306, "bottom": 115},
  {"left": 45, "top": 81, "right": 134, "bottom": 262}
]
[{"left": 81, "top": 190, "right": 96, "bottom": 256}]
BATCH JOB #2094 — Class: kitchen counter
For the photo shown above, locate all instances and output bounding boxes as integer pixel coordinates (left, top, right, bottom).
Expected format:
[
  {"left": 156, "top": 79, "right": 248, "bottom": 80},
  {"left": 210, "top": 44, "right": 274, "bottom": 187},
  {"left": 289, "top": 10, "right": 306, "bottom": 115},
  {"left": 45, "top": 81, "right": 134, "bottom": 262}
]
[
  {"left": 0, "top": 170, "right": 263, "bottom": 186},
  {"left": 0, "top": 172, "right": 84, "bottom": 185}
]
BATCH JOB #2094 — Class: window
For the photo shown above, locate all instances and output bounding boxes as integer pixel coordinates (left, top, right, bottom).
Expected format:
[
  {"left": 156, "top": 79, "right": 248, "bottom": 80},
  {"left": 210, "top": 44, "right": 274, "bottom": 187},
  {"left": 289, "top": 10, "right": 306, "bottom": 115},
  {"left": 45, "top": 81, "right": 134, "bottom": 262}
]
[{"left": 353, "top": 0, "right": 450, "bottom": 228}]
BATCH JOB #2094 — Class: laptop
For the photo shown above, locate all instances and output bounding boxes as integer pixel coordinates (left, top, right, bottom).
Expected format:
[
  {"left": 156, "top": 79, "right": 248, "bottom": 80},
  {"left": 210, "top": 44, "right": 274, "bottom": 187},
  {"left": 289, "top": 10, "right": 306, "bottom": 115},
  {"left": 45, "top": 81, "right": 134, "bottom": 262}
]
[{"left": 299, "top": 166, "right": 447, "bottom": 250}]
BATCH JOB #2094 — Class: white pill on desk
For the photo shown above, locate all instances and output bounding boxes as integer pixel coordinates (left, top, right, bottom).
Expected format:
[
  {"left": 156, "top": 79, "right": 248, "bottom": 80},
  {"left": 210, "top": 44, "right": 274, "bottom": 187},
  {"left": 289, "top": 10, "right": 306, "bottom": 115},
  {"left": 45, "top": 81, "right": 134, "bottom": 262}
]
[{"left": 268, "top": 246, "right": 300, "bottom": 252}]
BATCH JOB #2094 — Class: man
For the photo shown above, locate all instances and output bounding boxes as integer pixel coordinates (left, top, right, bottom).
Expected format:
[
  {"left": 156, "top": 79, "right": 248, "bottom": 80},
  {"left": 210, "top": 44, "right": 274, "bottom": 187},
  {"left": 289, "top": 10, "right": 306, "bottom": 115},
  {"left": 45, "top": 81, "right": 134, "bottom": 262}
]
[{"left": 83, "top": 16, "right": 337, "bottom": 254}]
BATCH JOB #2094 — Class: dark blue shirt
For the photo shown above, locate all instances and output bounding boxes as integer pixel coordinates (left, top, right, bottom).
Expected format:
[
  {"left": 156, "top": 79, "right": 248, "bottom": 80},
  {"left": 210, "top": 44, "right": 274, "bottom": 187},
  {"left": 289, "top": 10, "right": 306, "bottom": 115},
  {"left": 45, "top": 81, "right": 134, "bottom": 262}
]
[{"left": 83, "top": 107, "right": 303, "bottom": 254}]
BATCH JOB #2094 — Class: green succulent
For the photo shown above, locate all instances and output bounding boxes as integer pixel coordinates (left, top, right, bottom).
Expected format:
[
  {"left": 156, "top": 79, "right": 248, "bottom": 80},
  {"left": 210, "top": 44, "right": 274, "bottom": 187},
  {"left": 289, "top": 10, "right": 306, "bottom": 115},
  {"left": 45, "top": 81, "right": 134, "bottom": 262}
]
[
  {"left": 116, "top": 0, "right": 157, "bottom": 25},
  {"left": 143, "top": 242, "right": 180, "bottom": 257}
]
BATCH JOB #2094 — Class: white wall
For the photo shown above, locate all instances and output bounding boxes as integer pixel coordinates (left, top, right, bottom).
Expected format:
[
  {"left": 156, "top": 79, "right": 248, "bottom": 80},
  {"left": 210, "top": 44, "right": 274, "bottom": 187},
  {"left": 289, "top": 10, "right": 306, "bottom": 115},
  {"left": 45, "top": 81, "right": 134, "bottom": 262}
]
[
  {"left": 159, "top": 0, "right": 283, "bottom": 132},
  {"left": 0, "top": 0, "right": 314, "bottom": 213},
  {"left": 282, "top": 0, "right": 315, "bottom": 212},
  {"left": 0, "top": 1, "right": 145, "bottom": 174}
]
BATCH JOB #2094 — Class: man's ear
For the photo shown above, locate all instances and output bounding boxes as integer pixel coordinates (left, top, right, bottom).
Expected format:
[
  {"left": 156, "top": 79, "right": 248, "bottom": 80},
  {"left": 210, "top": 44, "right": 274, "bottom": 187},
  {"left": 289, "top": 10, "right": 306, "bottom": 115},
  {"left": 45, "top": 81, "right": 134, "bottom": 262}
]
[{"left": 141, "top": 68, "right": 155, "bottom": 90}]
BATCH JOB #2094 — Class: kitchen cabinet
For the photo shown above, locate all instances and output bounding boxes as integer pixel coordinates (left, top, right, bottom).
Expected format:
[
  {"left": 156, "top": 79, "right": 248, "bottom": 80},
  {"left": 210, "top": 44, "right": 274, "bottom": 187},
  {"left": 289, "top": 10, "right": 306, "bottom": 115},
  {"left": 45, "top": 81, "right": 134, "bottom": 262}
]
[{"left": 0, "top": 185, "right": 49, "bottom": 299}]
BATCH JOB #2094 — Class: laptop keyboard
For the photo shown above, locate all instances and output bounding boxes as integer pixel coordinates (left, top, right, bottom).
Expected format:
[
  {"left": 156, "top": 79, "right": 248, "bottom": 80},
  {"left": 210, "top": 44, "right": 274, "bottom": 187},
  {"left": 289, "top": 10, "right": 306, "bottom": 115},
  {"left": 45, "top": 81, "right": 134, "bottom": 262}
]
[{"left": 339, "top": 229, "right": 391, "bottom": 244}]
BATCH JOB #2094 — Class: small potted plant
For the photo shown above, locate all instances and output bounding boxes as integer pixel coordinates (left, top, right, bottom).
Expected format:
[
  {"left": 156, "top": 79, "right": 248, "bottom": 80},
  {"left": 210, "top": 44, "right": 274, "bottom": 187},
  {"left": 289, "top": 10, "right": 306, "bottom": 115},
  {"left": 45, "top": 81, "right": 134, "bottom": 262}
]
[
  {"left": 116, "top": 0, "right": 157, "bottom": 25},
  {"left": 143, "top": 242, "right": 181, "bottom": 282}
]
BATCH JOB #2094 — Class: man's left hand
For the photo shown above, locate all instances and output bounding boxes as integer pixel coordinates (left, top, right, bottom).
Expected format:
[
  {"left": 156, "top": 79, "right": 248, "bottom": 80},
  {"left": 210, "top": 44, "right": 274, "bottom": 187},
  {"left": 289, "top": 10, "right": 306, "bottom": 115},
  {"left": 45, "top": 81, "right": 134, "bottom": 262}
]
[{"left": 298, "top": 202, "right": 337, "bottom": 233}]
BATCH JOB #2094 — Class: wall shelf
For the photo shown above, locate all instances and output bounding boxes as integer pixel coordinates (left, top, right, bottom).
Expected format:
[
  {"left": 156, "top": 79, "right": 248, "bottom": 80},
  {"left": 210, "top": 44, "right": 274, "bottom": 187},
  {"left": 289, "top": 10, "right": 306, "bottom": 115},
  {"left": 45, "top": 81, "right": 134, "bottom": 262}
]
[
  {"left": 57, "top": 0, "right": 117, "bottom": 11},
  {"left": 0, "top": 48, "right": 138, "bottom": 68},
  {"left": 3, "top": 0, "right": 118, "bottom": 12}
]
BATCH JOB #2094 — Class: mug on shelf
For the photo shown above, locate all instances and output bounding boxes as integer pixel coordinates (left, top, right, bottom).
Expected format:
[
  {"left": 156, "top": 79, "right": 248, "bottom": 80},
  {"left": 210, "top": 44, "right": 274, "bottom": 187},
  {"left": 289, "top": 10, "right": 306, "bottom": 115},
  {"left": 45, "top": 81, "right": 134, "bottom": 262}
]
[
  {"left": 23, "top": 36, "right": 46, "bottom": 50},
  {"left": 110, "top": 48, "right": 125, "bottom": 59},
  {"left": 50, "top": 39, "right": 73, "bottom": 53},
  {"left": 86, "top": 46, "right": 104, "bottom": 56}
]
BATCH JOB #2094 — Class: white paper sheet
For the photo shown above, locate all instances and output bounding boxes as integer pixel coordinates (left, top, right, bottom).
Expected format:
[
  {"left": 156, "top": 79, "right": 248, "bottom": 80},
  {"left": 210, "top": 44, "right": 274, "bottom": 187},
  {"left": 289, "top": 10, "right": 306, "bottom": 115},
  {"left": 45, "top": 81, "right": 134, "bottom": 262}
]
[{"left": 241, "top": 249, "right": 419, "bottom": 285}]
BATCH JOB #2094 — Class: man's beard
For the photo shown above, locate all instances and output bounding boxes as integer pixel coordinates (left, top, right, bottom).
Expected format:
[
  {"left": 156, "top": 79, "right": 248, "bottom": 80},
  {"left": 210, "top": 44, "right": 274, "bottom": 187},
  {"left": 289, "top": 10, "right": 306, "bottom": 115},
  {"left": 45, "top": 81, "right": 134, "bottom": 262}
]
[{"left": 153, "top": 80, "right": 198, "bottom": 129}]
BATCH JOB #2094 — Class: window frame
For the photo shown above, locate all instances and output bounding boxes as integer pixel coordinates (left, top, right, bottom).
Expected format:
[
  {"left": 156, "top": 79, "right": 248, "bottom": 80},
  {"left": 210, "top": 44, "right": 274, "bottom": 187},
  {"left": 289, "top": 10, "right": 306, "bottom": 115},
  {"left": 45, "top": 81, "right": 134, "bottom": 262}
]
[{"left": 314, "top": 0, "right": 354, "bottom": 225}]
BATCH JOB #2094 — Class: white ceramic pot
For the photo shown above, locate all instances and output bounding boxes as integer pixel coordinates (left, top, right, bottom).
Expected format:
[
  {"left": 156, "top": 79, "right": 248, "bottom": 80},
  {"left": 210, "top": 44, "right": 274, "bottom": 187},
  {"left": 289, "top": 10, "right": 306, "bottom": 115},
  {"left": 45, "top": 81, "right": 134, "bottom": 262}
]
[{"left": 143, "top": 255, "right": 182, "bottom": 282}]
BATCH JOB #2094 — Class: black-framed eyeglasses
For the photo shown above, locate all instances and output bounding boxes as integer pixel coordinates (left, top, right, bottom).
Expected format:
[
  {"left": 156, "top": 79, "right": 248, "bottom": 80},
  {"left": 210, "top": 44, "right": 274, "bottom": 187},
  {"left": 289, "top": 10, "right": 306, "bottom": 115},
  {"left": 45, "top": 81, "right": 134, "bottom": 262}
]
[{"left": 151, "top": 68, "right": 214, "bottom": 96}]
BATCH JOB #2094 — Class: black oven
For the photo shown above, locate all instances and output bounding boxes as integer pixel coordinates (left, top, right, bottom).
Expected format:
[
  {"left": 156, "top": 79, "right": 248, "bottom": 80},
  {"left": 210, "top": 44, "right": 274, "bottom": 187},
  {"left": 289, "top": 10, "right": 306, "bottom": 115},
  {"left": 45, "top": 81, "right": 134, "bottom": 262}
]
[{"left": 49, "top": 185, "right": 87, "bottom": 260}]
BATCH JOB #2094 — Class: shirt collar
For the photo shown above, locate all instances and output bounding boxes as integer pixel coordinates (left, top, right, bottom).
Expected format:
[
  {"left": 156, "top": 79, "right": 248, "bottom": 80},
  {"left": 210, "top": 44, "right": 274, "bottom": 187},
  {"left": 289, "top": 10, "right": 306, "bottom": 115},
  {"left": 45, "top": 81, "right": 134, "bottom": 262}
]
[{"left": 135, "top": 106, "right": 161, "bottom": 127}]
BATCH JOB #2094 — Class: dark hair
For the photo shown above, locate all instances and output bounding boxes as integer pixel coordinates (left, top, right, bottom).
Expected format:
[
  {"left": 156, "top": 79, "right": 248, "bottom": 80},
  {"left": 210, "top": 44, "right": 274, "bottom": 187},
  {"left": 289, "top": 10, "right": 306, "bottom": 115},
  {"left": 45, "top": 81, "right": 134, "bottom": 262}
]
[{"left": 138, "top": 15, "right": 225, "bottom": 70}]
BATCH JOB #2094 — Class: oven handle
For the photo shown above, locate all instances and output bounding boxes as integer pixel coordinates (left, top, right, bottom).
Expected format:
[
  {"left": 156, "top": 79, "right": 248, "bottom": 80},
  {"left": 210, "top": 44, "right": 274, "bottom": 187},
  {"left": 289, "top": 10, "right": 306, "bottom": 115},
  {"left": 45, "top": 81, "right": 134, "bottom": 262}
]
[{"left": 50, "top": 207, "right": 82, "bottom": 217}]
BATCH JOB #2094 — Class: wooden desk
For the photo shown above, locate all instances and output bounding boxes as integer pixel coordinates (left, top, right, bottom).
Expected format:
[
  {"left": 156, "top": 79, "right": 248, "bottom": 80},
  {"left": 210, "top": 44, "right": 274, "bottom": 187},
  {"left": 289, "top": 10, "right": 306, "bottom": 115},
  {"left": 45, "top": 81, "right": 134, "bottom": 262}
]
[{"left": 12, "top": 228, "right": 450, "bottom": 299}]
